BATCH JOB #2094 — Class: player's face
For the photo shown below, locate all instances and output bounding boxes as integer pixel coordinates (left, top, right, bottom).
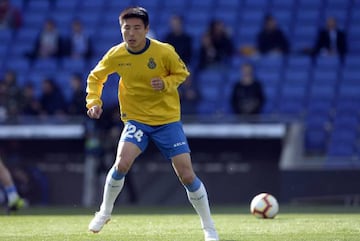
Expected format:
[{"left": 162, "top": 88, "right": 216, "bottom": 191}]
[{"left": 120, "top": 18, "right": 149, "bottom": 52}]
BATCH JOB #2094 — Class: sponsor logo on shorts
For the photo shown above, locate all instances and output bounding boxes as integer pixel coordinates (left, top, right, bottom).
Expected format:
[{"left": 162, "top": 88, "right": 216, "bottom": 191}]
[{"left": 173, "top": 141, "right": 186, "bottom": 147}]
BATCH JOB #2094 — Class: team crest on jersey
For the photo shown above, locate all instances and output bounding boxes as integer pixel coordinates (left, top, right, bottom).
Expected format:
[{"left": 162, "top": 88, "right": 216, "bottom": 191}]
[{"left": 147, "top": 58, "right": 156, "bottom": 69}]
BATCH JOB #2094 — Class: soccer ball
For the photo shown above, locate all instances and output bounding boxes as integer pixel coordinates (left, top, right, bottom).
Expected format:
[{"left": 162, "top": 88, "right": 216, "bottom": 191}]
[{"left": 250, "top": 193, "right": 279, "bottom": 219}]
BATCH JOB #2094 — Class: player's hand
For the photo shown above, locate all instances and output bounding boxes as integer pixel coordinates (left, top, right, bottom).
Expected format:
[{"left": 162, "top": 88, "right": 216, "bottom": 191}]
[
  {"left": 151, "top": 78, "right": 164, "bottom": 91},
  {"left": 87, "top": 105, "right": 103, "bottom": 119}
]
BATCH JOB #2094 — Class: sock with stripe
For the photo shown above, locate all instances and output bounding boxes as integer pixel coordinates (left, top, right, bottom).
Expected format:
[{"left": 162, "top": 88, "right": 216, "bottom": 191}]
[{"left": 99, "top": 167, "right": 125, "bottom": 215}]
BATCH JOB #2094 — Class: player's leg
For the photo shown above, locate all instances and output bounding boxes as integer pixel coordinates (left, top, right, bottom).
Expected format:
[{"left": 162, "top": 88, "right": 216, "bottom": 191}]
[
  {"left": 172, "top": 154, "right": 219, "bottom": 241},
  {"left": 89, "top": 121, "right": 147, "bottom": 233},
  {"left": 151, "top": 121, "right": 218, "bottom": 240},
  {"left": 0, "top": 158, "right": 25, "bottom": 211}
]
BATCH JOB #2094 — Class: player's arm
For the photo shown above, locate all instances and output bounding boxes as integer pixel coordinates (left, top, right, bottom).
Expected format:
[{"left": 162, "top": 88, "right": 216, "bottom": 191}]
[
  {"left": 161, "top": 46, "right": 190, "bottom": 92},
  {"left": 86, "top": 49, "right": 116, "bottom": 113}
]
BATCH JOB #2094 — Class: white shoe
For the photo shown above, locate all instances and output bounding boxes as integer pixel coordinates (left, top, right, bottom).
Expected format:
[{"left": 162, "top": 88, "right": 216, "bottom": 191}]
[
  {"left": 88, "top": 212, "right": 111, "bottom": 233},
  {"left": 204, "top": 227, "right": 219, "bottom": 241}
]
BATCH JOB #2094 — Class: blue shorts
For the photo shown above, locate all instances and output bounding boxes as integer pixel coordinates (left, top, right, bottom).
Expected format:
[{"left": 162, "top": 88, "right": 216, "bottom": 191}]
[{"left": 120, "top": 120, "right": 191, "bottom": 160}]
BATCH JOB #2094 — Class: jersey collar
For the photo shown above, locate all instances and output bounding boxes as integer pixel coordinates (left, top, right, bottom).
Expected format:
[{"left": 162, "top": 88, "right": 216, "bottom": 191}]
[{"left": 126, "top": 38, "right": 150, "bottom": 55}]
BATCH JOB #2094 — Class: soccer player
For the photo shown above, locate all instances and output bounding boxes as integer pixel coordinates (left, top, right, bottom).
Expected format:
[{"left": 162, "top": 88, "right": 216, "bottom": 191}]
[
  {"left": 86, "top": 7, "right": 219, "bottom": 241},
  {"left": 0, "top": 156, "right": 25, "bottom": 213}
]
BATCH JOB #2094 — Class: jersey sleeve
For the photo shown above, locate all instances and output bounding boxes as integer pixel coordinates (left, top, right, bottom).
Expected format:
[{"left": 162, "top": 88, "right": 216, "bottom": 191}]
[
  {"left": 86, "top": 48, "right": 116, "bottom": 109},
  {"left": 162, "top": 45, "right": 190, "bottom": 92}
]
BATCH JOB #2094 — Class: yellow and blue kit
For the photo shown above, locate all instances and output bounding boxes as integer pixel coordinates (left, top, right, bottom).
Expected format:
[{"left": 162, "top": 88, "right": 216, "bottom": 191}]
[{"left": 86, "top": 38, "right": 190, "bottom": 125}]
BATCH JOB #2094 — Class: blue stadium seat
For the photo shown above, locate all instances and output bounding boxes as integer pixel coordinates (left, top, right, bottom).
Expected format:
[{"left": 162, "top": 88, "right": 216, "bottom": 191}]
[
  {"left": 257, "top": 69, "right": 282, "bottom": 86},
  {"left": 272, "top": 10, "right": 293, "bottom": 27},
  {"left": 326, "top": 0, "right": 351, "bottom": 8},
  {"left": 15, "top": 27, "right": 39, "bottom": 43},
  {"left": 344, "top": 55, "right": 360, "bottom": 69},
  {"left": 316, "top": 56, "right": 340, "bottom": 69},
  {"left": 286, "top": 56, "right": 312, "bottom": 69},
  {"left": 4, "top": 56, "right": 30, "bottom": 73},
  {"left": 278, "top": 99, "right": 305, "bottom": 115},
  {"left": 163, "top": 0, "right": 189, "bottom": 11},
  {"left": 298, "top": 0, "right": 324, "bottom": 9},
  {"left": 295, "top": 9, "right": 321, "bottom": 24},
  {"left": 335, "top": 99, "right": 360, "bottom": 114},
  {"left": 197, "top": 69, "right": 225, "bottom": 86},
  {"left": 256, "top": 55, "right": 285, "bottom": 71},
  {"left": 101, "top": 73, "right": 120, "bottom": 108},
  {"left": 327, "top": 141, "right": 355, "bottom": 158},
  {"left": 214, "top": 9, "right": 238, "bottom": 30},
  {"left": 306, "top": 99, "right": 333, "bottom": 114},
  {"left": 217, "top": 0, "right": 242, "bottom": 9},
  {"left": 62, "top": 58, "right": 86, "bottom": 73},
  {"left": 281, "top": 83, "right": 307, "bottom": 100},
  {"left": 55, "top": 0, "right": 79, "bottom": 10},
  {"left": 107, "top": 0, "right": 133, "bottom": 9},
  {"left": 0, "top": 29, "right": 13, "bottom": 45},
  {"left": 23, "top": 11, "right": 48, "bottom": 28},
  {"left": 271, "top": 0, "right": 296, "bottom": 9},
  {"left": 27, "top": 1, "right": 50, "bottom": 12},
  {"left": 305, "top": 128, "right": 328, "bottom": 154},
  {"left": 332, "top": 114, "right": 359, "bottom": 129},
  {"left": 292, "top": 25, "right": 317, "bottom": 42},
  {"left": 309, "top": 84, "right": 336, "bottom": 101},
  {"left": 323, "top": 9, "right": 348, "bottom": 27},
  {"left": 341, "top": 68, "right": 360, "bottom": 84},
  {"left": 32, "top": 59, "right": 59, "bottom": 73},
  {"left": 240, "top": 9, "right": 264, "bottom": 24},
  {"left": 189, "top": 0, "right": 214, "bottom": 9},
  {"left": 284, "top": 68, "right": 310, "bottom": 85},
  {"left": 338, "top": 82, "right": 360, "bottom": 100},
  {"left": 80, "top": 0, "right": 104, "bottom": 9},
  {"left": 312, "top": 69, "right": 338, "bottom": 85},
  {"left": 243, "top": 0, "right": 269, "bottom": 9}
]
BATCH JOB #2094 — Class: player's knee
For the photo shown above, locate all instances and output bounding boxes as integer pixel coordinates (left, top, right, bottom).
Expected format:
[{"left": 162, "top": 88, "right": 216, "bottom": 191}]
[
  {"left": 115, "top": 160, "right": 132, "bottom": 173},
  {"left": 178, "top": 171, "right": 196, "bottom": 185}
]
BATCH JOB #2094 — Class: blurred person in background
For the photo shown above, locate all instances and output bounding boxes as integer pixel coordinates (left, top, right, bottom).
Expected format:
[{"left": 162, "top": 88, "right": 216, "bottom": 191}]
[
  {"left": 20, "top": 82, "right": 42, "bottom": 116},
  {"left": 231, "top": 62, "right": 265, "bottom": 116},
  {"left": 256, "top": 14, "right": 289, "bottom": 56},
  {"left": 0, "top": 0, "right": 22, "bottom": 29},
  {"left": 0, "top": 70, "right": 23, "bottom": 120},
  {"left": 164, "top": 15, "right": 193, "bottom": 66},
  {"left": 198, "top": 19, "right": 234, "bottom": 70},
  {"left": 164, "top": 14, "right": 198, "bottom": 116},
  {"left": 0, "top": 155, "right": 25, "bottom": 213},
  {"left": 67, "top": 73, "right": 86, "bottom": 116},
  {"left": 64, "top": 19, "right": 93, "bottom": 60},
  {"left": 39, "top": 78, "right": 67, "bottom": 116},
  {"left": 29, "top": 19, "right": 63, "bottom": 60},
  {"left": 312, "top": 16, "right": 347, "bottom": 63}
]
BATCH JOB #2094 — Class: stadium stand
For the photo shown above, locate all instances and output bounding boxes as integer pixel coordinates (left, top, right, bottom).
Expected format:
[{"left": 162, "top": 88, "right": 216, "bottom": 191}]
[{"left": 0, "top": 0, "right": 359, "bottom": 166}]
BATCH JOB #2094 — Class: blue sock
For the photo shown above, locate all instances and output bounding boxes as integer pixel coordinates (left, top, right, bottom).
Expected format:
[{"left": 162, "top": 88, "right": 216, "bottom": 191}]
[
  {"left": 111, "top": 167, "right": 126, "bottom": 180},
  {"left": 5, "top": 185, "right": 17, "bottom": 195},
  {"left": 185, "top": 176, "right": 202, "bottom": 192}
]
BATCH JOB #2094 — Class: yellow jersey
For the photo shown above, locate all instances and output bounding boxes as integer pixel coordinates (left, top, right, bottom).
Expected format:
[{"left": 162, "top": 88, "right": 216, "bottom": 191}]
[{"left": 86, "top": 38, "right": 190, "bottom": 125}]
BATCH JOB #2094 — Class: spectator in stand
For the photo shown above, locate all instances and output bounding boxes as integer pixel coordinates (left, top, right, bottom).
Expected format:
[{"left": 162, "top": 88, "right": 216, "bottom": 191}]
[
  {"left": 0, "top": 0, "right": 22, "bottom": 29},
  {"left": 20, "top": 82, "right": 41, "bottom": 116},
  {"left": 164, "top": 15, "right": 192, "bottom": 65},
  {"left": 198, "top": 19, "right": 234, "bottom": 70},
  {"left": 0, "top": 70, "right": 23, "bottom": 119},
  {"left": 164, "top": 15, "right": 197, "bottom": 115},
  {"left": 29, "top": 19, "right": 63, "bottom": 60},
  {"left": 39, "top": 78, "right": 67, "bottom": 116},
  {"left": 63, "top": 19, "right": 93, "bottom": 59},
  {"left": 68, "top": 73, "right": 86, "bottom": 115},
  {"left": 312, "top": 16, "right": 347, "bottom": 63},
  {"left": 256, "top": 14, "right": 289, "bottom": 56},
  {"left": 231, "top": 63, "right": 265, "bottom": 116}
]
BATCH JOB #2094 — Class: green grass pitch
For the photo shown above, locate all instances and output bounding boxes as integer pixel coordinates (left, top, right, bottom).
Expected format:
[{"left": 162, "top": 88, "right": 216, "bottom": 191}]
[{"left": 1, "top": 205, "right": 360, "bottom": 241}]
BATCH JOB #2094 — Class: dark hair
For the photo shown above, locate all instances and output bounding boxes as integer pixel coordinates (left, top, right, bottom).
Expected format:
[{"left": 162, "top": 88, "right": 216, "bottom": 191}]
[{"left": 119, "top": 6, "right": 149, "bottom": 27}]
